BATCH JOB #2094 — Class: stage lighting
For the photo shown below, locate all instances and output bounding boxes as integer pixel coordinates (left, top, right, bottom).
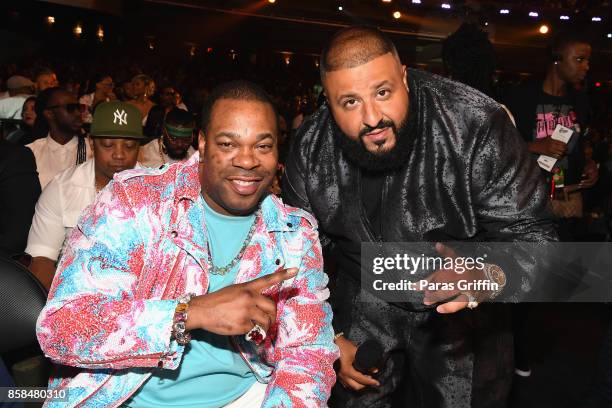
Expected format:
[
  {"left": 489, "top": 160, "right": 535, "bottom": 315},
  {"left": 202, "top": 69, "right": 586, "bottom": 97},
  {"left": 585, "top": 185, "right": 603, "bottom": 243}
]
[
  {"left": 73, "top": 23, "right": 83, "bottom": 37},
  {"left": 539, "top": 24, "right": 549, "bottom": 34},
  {"left": 96, "top": 25, "right": 104, "bottom": 41},
  {"left": 393, "top": 11, "right": 401, "bottom": 19},
  {"left": 529, "top": 11, "right": 539, "bottom": 18}
]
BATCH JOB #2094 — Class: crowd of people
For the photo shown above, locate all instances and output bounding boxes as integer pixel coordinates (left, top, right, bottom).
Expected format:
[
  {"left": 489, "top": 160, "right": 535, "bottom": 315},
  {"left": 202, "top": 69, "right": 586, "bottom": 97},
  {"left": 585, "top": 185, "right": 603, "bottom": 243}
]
[{"left": 0, "top": 20, "right": 611, "bottom": 408}]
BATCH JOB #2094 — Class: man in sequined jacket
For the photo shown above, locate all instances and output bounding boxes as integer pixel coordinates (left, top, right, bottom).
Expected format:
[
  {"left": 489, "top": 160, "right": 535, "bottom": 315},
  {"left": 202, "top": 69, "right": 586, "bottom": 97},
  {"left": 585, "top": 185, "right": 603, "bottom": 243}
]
[
  {"left": 282, "top": 26, "right": 557, "bottom": 408},
  {"left": 37, "top": 81, "right": 338, "bottom": 408}
]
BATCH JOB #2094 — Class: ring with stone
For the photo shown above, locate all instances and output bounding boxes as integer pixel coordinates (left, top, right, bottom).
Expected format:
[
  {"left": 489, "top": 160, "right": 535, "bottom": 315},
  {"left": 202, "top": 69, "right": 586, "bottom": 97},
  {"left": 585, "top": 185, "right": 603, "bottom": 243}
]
[
  {"left": 245, "top": 323, "right": 266, "bottom": 344},
  {"left": 465, "top": 293, "right": 479, "bottom": 310}
]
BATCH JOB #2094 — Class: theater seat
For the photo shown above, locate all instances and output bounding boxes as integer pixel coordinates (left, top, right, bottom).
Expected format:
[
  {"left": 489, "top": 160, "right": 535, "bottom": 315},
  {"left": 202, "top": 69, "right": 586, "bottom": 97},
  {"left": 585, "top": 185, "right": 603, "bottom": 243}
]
[{"left": 0, "top": 256, "right": 47, "bottom": 353}]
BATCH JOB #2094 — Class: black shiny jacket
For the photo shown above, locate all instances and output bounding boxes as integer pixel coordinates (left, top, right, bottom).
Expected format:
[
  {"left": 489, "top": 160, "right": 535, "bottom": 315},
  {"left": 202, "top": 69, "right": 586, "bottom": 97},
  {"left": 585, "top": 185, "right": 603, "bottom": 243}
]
[{"left": 283, "top": 69, "right": 558, "bottom": 305}]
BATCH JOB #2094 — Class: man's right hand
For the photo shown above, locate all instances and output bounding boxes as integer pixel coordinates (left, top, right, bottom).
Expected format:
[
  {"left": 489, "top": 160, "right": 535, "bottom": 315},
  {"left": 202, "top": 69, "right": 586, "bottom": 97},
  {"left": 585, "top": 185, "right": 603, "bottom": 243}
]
[
  {"left": 528, "top": 137, "right": 567, "bottom": 159},
  {"left": 336, "top": 336, "right": 380, "bottom": 391},
  {"left": 186, "top": 267, "right": 297, "bottom": 336}
]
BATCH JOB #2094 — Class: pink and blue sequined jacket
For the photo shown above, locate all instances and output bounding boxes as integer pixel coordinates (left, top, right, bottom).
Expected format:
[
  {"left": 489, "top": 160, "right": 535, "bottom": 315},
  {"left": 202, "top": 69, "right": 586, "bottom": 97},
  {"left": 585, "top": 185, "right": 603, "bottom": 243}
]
[{"left": 36, "top": 153, "right": 339, "bottom": 408}]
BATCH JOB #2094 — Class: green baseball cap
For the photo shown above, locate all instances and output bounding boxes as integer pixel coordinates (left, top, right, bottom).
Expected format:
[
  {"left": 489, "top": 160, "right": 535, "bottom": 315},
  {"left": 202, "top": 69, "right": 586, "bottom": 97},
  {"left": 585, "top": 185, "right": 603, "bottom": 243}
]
[{"left": 90, "top": 101, "right": 145, "bottom": 139}]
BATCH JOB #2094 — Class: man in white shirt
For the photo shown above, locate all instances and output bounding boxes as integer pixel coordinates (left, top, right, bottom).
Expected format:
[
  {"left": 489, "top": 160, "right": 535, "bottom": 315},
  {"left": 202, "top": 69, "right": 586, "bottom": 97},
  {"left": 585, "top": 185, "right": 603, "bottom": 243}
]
[
  {"left": 139, "top": 107, "right": 196, "bottom": 168},
  {"left": 0, "top": 75, "right": 35, "bottom": 119},
  {"left": 26, "top": 101, "right": 144, "bottom": 289},
  {"left": 27, "top": 87, "right": 92, "bottom": 188}
]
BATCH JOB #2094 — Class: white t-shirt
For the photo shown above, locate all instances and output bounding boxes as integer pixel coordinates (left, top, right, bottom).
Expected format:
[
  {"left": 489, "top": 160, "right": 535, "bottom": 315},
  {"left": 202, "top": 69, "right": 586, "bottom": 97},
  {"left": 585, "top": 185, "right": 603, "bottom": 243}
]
[
  {"left": 26, "top": 159, "right": 141, "bottom": 261},
  {"left": 138, "top": 138, "right": 196, "bottom": 168},
  {"left": 27, "top": 134, "right": 93, "bottom": 189},
  {"left": 25, "top": 159, "right": 97, "bottom": 261}
]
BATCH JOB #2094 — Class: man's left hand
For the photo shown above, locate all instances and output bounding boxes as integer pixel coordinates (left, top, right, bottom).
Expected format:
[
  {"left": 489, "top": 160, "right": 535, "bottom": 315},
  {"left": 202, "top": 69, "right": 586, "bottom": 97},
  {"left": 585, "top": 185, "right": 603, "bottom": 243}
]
[{"left": 422, "top": 243, "right": 487, "bottom": 314}]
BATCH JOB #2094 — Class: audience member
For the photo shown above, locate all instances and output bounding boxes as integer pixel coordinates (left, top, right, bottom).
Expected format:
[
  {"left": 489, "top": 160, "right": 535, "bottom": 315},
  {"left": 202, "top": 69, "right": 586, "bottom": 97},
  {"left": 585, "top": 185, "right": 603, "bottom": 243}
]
[
  {"left": 115, "top": 79, "right": 135, "bottom": 102},
  {"left": 128, "top": 73, "right": 156, "bottom": 124},
  {"left": 4, "top": 96, "right": 37, "bottom": 144},
  {"left": 144, "top": 85, "right": 181, "bottom": 138},
  {"left": 79, "top": 73, "right": 116, "bottom": 123},
  {"left": 139, "top": 107, "right": 196, "bottom": 167},
  {"left": 34, "top": 67, "right": 59, "bottom": 93},
  {"left": 27, "top": 87, "right": 92, "bottom": 188},
  {"left": 0, "top": 141, "right": 41, "bottom": 257},
  {"left": 0, "top": 75, "right": 35, "bottom": 119},
  {"left": 503, "top": 30, "right": 599, "bottom": 241},
  {"left": 26, "top": 101, "right": 143, "bottom": 289},
  {"left": 443, "top": 23, "right": 497, "bottom": 98}
]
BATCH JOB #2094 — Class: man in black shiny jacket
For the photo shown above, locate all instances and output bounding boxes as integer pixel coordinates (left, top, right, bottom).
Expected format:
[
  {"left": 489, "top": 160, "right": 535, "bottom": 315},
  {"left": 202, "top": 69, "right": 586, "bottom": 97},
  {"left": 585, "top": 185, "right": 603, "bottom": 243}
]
[{"left": 282, "top": 26, "right": 557, "bottom": 408}]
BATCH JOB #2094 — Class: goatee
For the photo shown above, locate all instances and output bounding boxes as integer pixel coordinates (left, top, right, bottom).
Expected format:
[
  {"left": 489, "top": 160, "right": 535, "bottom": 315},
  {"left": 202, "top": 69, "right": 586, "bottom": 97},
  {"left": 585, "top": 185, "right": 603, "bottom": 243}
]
[{"left": 334, "top": 112, "right": 415, "bottom": 172}]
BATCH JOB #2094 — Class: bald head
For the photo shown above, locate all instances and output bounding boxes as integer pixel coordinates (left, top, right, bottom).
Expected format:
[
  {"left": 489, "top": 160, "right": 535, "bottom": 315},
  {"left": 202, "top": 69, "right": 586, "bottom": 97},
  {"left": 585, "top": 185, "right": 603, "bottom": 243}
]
[{"left": 320, "top": 26, "right": 399, "bottom": 80}]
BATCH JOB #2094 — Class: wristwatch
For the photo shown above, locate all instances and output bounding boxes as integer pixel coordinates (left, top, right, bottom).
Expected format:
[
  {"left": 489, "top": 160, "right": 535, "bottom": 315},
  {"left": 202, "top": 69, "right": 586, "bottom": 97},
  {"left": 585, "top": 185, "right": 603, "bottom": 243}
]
[{"left": 483, "top": 264, "right": 506, "bottom": 299}]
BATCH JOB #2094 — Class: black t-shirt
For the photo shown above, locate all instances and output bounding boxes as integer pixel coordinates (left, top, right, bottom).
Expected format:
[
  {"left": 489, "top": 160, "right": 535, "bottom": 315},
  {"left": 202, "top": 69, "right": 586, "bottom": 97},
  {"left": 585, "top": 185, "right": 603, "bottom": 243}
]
[
  {"left": 534, "top": 92, "right": 584, "bottom": 185},
  {"left": 330, "top": 169, "right": 385, "bottom": 286},
  {"left": 501, "top": 83, "right": 588, "bottom": 186},
  {"left": 360, "top": 170, "right": 385, "bottom": 240}
]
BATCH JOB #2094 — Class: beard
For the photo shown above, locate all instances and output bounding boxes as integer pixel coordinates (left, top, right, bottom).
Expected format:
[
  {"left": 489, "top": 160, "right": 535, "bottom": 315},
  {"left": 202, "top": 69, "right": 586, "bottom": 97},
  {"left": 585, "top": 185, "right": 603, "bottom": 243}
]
[
  {"left": 163, "top": 139, "right": 190, "bottom": 161},
  {"left": 334, "top": 111, "right": 415, "bottom": 173}
]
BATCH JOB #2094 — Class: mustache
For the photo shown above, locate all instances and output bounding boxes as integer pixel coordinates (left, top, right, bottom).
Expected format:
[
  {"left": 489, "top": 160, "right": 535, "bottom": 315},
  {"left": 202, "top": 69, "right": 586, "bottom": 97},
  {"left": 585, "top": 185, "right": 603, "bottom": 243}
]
[{"left": 359, "top": 119, "right": 396, "bottom": 138}]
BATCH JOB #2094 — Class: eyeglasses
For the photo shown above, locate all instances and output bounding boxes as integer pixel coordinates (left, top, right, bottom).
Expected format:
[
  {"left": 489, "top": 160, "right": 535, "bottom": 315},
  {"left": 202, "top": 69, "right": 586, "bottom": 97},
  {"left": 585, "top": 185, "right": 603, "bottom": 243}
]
[{"left": 45, "top": 103, "right": 87, "bottom": 113}]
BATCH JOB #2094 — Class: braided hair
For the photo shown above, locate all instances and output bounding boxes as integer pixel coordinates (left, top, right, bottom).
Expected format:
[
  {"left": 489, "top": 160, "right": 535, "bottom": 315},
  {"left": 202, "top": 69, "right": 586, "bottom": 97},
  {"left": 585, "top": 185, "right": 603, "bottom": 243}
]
[
  {"left": 76, "top": 135, "right": 86, "bottom": 164},
  {"left": 442, "top": 23, "right": 497, "bottom": 98}
]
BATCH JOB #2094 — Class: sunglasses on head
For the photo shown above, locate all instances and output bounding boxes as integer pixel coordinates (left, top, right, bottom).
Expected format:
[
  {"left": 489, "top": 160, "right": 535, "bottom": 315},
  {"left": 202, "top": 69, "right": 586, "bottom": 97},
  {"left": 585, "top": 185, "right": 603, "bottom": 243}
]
[{"left": 45, "top": 103, "right": 87, "bottom": 113}]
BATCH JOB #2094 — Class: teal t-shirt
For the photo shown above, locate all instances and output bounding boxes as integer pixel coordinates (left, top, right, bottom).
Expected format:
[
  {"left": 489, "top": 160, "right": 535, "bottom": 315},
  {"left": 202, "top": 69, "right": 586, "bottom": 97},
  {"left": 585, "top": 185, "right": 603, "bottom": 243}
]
[{"left": 126, "top": 197, "right": 257, "bottom": 408}]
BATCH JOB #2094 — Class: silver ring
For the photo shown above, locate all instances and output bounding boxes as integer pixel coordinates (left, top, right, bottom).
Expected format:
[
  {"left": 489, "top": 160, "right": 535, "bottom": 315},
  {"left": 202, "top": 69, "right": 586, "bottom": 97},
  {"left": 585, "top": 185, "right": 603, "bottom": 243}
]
[
  {"left": 465, "top": 293, "right": 479, "bottom": 310},
  {"left": 245, "top": 323, "right": 266, "bottom": 344}
]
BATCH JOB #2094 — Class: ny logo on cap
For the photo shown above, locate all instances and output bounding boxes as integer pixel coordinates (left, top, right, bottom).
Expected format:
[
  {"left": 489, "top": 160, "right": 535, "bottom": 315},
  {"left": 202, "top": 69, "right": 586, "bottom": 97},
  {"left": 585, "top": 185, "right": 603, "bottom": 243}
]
[{"left": 113, "top": 109, "right": 128, "bottom": 126}]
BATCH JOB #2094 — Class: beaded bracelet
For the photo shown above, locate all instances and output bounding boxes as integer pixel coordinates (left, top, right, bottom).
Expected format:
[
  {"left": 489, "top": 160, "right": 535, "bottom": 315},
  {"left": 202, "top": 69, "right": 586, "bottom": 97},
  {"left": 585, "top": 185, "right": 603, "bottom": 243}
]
[{"left": 172, "top": 293, "right": 193, "bottom": 345}]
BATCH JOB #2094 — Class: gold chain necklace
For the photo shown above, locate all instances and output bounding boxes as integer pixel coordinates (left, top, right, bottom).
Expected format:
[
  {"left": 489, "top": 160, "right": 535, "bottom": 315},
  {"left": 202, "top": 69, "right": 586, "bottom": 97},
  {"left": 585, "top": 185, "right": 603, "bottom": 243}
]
[{"left": 207, "top": 210, "right": 261, "bottom": 275}]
